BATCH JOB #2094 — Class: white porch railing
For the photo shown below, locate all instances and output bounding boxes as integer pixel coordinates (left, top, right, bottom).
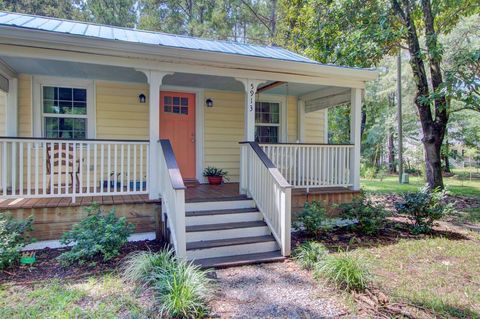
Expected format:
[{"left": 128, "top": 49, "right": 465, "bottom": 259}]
[
  {"left": 259, "top": 143, "right": 354, "bottom": 189},
  {"left": 0, "top": 137, "right": 149, "bottom": 200},
  {"left": 240, "top": 142, "right": 291, "bottom": 256},
  {"left": 158, "top": 139, "right": 186, "bottom": 257}
]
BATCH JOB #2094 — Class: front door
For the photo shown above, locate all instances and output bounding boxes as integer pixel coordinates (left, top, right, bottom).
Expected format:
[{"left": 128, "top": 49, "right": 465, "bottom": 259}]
[{"left": 160, "top": 91, "right": 196, "bottom": 180}]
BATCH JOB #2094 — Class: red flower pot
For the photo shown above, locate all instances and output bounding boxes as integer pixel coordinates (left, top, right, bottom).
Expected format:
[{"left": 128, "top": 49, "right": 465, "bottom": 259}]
[{"left": 207, "top": 176, "right": 223, "bottom": 185}]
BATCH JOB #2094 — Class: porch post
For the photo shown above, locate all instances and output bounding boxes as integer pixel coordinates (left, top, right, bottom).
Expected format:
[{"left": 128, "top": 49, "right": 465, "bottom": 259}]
[
  {"left": 5, "top": 78, "right": 18, "bottom": 136},
  {"left": 297, "top": 98, "right": 305, "bottom": 142},
  {"left": 350, "top": 88, "right": 362, "bottom": 190},
  {"left": 139, "top": 70, "right": 171, "bottom": 200}
]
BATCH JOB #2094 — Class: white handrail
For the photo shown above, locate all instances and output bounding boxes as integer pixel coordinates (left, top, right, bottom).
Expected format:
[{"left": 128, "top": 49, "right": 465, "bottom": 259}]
[
  {"left": 158, "top": 139, "right": 186, "bottom": 258},
  {"left": 0, "top": 137, "right": 149, "bottom": 200},
  {"left": 260, "top": 143, "right": 354, "bottom": 189},
  {"left": 241, "top": 142, "right": 291, "bottom": 256}
]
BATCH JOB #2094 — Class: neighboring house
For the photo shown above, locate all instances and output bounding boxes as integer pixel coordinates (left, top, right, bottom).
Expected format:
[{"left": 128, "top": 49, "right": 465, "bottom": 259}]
[{"left": 0, "top": 12, "right": 377, "bottom": 266}]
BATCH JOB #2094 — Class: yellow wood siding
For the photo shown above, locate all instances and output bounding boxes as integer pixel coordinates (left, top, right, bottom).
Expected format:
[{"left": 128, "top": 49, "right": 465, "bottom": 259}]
[
  {"left": 203, "top": 90, "right": 244, "bottom": 182},
  {"left": 0, "top": 91, "right": 5, "bottom": 135},
  {"left": 305, "top": 109, "right": 326, "bottom": 143},
  {"left": 18, "top": 74, "right": 32, "bottom": 137},
  {"left": 96, "top": 81, "right": 149, "bottom": 140},
  {"left": 287, "top": 95, "right": 298, "bottom": 142}
]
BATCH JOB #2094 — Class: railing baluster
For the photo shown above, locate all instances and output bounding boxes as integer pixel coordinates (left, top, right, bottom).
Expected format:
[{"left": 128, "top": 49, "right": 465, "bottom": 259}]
[
  {"left": 133, "top": 144, "right": 137, "bottom": 192},
  {"left": 140, "top": 144, "right": 144, "bottom": 192},
  {"left": 34, "top": 142, "right": 39, "bottom": 195},
  {"left": 120, "top": 144, "right": 124, "bottom": 192},
  {"left": 114, "top": 144, "right": 118, "bottom": 193},
  {"left": 19, "top": 142, "right": 24, "bottom": 196},
  {"left": 11, "top": 141, "right": 16, "bottom": 195},
  {"left": 107, "top": 144, "right": 111, "bottom": 193},
  {"left": 100, "top": 144, "right": 105, "bottom": 194},
  {"left": 86, "top": 143, "right": 91, "bottom": 194},
  {"left": 65, "top": 142, "right": 70, "bottom": 195},
  {"left": 127, "top": 144, "right": 131, "bottom": 192},
  {"left": 94, "top": 144, "right": 98, "bottom": 193}
]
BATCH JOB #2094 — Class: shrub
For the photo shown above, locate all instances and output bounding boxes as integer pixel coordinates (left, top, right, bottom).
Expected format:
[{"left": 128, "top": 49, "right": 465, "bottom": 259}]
[
  {"left": 314, "top": 253, "right": 370, "bottom": 292},
  {"left": 0, "top": 213, "right": 33, "bottom": 270},
  {"left": 122, "top": 250, "right": 212, "bottom": 318},
  {"left": 58, "top": 204, "right": 134, "bottom": 265},
  {"left": 395, "top": 186, "right": 454, "bottom": 234},
  {"left": 338, "top": 192, "right": 389, "bottom": 235},
  {"left": 122, "top": 250, "right": 175, "bottom": 286},
  {"left": 294, "top": 201, "right": 328, "bottom": 237},
  {"left": 293, "top": 241, "right": 328, "bottom": 270}
]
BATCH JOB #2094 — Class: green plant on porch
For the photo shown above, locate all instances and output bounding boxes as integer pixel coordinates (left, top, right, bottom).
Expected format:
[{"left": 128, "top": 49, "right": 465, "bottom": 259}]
[
  {"left": 337, "top": 192, "right": 389, "bottom": 235},
  {"left": 0, "top": 213, "right": 33, "bottom": 270},
  {"left": 58, "top": 203, "right": 134, "bottom": 266},
  {"left": 395, "top": 186, "right": 454, "bottom": 234},
  {"left": 122, "top": 250, "right": 213, "bottom": 318},
  {"left": 294, "top": 201, "right": 329, "bottom": 237},
  {"left": 203, "top": 166, "right": 229, "bottom": 185}
]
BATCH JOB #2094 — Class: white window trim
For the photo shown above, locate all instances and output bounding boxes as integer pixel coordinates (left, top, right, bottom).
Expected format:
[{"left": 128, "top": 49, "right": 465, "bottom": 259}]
[
  {"left": 32, "top": 75, "right": 95, "bottom": 138},
  {"left": 255, "top": 94, "right": 287, "bottom": 143}
]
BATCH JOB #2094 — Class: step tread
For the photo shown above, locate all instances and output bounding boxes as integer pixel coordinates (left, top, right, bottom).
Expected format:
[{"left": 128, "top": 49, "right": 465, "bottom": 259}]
[
  {"left": 186, "top": 207, "right": 259, "bottom": 217},
  {"left": 186, "top": 220, "right": 267, "bottom": 233},
  {"left": 186, "top": 195, "right": 250, "bottom": 203},
  {"left": 194, "top": 251, "right": 285, "bottom": 268},
  {"left": 187, "top": 235, "right": 275, "bottom": 250}
]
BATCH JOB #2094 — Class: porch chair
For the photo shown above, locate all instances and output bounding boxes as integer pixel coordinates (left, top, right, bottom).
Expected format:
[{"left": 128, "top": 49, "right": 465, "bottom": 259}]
[{"left": 46, "top": 143, "right": 81, "bottom": 193}]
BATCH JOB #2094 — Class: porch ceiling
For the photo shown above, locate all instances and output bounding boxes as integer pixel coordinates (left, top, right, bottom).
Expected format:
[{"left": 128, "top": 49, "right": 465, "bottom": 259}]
[{"left": 1, "top": 55, "right": 328, "bottom": 96}]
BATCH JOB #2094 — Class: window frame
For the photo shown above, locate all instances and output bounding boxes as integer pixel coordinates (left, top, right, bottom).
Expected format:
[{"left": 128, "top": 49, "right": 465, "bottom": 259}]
[
  {"left": 254, "top": 94, "right": 287, "bottom": 143},
  {"left": 33, "top": 76, "right": 95, "bottom": 139}
]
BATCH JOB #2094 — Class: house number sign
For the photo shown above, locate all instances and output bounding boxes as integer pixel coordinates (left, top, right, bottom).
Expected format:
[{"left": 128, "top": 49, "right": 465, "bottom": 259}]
[{"left": 249, "top": 82, "right": 256, "bottom": 112}]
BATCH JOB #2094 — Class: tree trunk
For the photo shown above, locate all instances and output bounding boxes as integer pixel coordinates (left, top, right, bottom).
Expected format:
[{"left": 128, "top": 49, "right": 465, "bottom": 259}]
[
  {"left": 392, "top": 0, "right": 445, "bottom": 189},
  {"left": 387, "top": 129, "right": 396, "bottom": 173}
]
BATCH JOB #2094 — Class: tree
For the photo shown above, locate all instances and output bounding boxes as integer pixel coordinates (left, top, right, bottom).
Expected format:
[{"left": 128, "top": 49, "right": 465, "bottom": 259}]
[
  {"left": 81, "top": 0, "right": 137, "bottom": 27},
  {"left": 0, "top": 0, "right": 83, "bottom": 19},
  {"left": 279, "top": 0, "right": 479, "bottom": 189}
]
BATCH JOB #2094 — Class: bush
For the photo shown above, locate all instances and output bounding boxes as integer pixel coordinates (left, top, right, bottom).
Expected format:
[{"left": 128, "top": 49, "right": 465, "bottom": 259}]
[
  {"left": 293, "top": 241, "right": 328, "bottom": 270},
  {"left": 314, "top": 253, "right": 370, "bottom": 292},
  {"left": 122, "top": 250, "right": 175, "bottom": 286},
  {"left": 338, "top": 192, "right": 388, "bottom": 235},
  {"left": 0, "top": 213, "right": 33, "bottom": 270},
  {"left": 122, "top": 250, "right": 212, "bottom": 318},
  {"left": 58, "top": 204, "right": 134, "bottom": 265},
  {"left": 395, "top": 186, "right": 454, "bottom": 234},
  {"left": 294, "top": 201, "right": 328, "bottom": 237}
]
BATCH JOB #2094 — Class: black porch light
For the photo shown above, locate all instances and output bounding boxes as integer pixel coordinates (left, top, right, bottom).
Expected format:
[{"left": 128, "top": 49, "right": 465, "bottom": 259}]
[{"left": 139, "top": 93, "right": 146, "bottom": 103}]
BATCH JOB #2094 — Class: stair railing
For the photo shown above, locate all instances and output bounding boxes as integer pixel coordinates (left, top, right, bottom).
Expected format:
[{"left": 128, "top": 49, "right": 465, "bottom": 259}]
[
  {"left": 159, "top": 139, "right": 186, "bottom": 257},
  {"left": 240, "top": 142, "right": 292, "bottom": 256}
]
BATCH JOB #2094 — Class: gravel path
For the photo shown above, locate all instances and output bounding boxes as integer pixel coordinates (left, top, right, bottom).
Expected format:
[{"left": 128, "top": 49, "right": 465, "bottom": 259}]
[{"left": 209, "top": 260, "right": 349, "bottom": 319}]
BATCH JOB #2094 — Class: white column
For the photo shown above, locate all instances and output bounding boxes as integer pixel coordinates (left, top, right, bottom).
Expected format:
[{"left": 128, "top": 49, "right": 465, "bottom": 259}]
[
  {"left": 237, "top": 78, "right": 263, "bottom": 141},
  {"left": 5, "top": 77, "right": 17, "bottom": 136},
  {"left": 297, "top": 98, "right": 305, "bottom": 142},
  {"left": 350, "top": 88, "right": 362, "bottom": 190},
  {"left": 139, "top": 70, "right": 171, "bottom": 200}
]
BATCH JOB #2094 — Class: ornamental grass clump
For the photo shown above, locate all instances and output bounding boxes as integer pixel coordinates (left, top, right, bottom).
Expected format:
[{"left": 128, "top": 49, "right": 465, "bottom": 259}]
[
  {"left": 314, "top": 253, "right": 370, "bottom": 292},
  {"left": 293, "top": 241, "right": 328, "bottom": 270},
  {"left": 122, "top": 250, "right": 213, "bottom": 319}
]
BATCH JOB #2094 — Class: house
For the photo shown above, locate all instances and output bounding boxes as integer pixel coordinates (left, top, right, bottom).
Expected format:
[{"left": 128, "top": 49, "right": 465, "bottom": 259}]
[{"left": 0, "top": 12, "right": 377, "bottom": 267}]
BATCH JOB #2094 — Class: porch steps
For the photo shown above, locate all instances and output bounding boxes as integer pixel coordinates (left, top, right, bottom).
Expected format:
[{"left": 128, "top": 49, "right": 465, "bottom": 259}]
[{"left": 184, "top": 199, "right": 281, "bottom": 266}]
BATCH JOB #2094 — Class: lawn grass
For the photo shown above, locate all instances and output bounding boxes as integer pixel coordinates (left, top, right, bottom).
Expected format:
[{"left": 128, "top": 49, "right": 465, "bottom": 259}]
[
  {"left": 361, "top": 174, "right": 480, "bottom": 197},
  {"left": 349, "top": 237, "right": 480, "bottom": 318},
  {"left": 0, "top": 273, "right": 151, "bottom": 318}
]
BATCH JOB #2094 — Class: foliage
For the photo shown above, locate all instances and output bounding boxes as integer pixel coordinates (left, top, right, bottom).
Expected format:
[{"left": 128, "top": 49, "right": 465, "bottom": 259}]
[
  {"left": 0, "top": 0, "right": 83, "bottom": 19},
  {"left": 395, "top": 186, "right": 454, "bottom": 234},
  {"left": 314, "top": 253, "right": 370, "bottom": 292},
  {"left": 58, "top": 204, "right": 134, "bottom": 265},
  {"left": 122, "top": 250, "right": 212, "bottom": 318},
  {"left": 202, "top": 166, "right": 229, "bottom": 179},
  {"left": 0, "top": 213, "right": 33, "bottom": 270},
  {"left": 122, "top": 250, "right": 175, "bottom": 286},
  {"left": 293, "top": 201, "right": 328, "bottom": 236},
  {"left": 293, "top": 241, "right": 328, "bottom": 270},
  {"left": 338, "top": 192, "right": 388, "bottom": 235}
]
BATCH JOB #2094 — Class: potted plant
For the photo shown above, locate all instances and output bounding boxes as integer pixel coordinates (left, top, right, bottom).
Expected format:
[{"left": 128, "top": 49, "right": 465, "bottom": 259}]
[{"left": 203, "top": 166, "right": 229, "bottom": 185}]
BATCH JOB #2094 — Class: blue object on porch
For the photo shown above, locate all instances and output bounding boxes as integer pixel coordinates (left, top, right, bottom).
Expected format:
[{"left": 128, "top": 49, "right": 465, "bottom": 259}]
[
  {"left": 129, "top": 181, "right": 147, "bottom": 191},
  {"left": 0, "top": 11, "right": 316, "bottom": 64}
]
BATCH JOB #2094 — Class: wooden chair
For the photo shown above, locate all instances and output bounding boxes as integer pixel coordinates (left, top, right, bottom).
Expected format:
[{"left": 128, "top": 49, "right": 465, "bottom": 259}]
[{"left": 46, "top": 143, "right": 80, "bottom": 193}]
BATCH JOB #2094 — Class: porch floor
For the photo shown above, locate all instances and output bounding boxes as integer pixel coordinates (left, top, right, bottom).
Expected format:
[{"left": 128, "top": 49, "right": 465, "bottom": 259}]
[{"left": 0, "top": 183, "right": 355, "bottom": 210}]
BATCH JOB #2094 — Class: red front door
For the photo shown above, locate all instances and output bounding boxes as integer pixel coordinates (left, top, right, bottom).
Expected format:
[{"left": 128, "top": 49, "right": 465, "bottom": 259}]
[{"left": 160, "top": 91, "right": 196, "bottom": 180}]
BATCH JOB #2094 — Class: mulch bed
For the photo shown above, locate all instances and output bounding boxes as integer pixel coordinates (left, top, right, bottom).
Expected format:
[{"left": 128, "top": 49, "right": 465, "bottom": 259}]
[{"left": 0, "top": 239, "right": 166, "bottom": 285}]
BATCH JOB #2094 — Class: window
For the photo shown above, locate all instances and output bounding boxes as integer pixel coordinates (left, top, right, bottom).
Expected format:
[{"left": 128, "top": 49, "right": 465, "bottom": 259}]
[
  {"left": 164, "top": 95, "right": 189, "bottom": 115},
  {"left": 42, "top": 86, "right": 88, "bottom": 139},
  {"left": 255, "top": 101, "right": 280, "bottom": 143}
]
